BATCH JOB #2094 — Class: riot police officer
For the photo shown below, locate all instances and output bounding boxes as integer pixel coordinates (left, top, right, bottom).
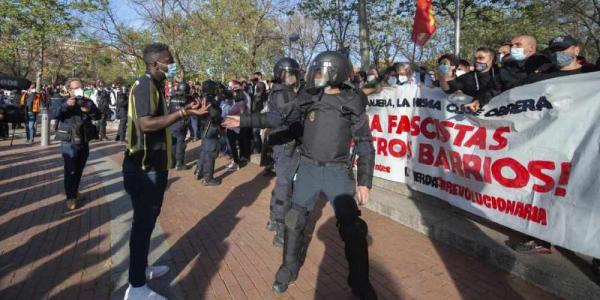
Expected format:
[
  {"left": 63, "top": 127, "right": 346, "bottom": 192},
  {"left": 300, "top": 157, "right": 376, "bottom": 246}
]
[
  {"left": 115, "top": 85, "right": 129, "bottom": 142},
  {"left": 260, "top": 58, "right": 305, "bottom": 248},
  {"left": 194, "top": 80, "right": 223, "bottom": 185},
  {"left": 223, "top": 51, "right": 377, "bottom": 299},
  {"left": 169, "top": 81, "right": 191, "bottom": 170},
  {"left": 95, "top": 82, "right": 111, "bottom": 141}
]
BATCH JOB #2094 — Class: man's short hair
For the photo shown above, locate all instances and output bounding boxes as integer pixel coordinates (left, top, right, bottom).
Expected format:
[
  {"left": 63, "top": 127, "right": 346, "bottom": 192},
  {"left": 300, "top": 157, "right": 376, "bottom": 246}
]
[
  {"left": 458, "top": 59, "right": 471, "bottom": 68},
  {"left": 476, "top": 47, "right": 495, "bottom": 57},
  {"left": 142, "top": 43, "right": 171, "bottom": 66},
  {"left": 437, "top": 53, "right": 459, "bottom": 66},
  {"left": 66, "top": 78, "right": 82, "bottom": 89}
]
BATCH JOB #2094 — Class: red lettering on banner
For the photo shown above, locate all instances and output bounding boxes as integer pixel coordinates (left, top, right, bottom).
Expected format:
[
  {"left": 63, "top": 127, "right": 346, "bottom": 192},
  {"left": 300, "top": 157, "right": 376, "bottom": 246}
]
[
  {"left": 421, "top": 118, "right": 436, "bottom": 139},
  {"left": 492, "top": 158, "right": 529, "bottom": 188},
  {"left": 388, "top": 139, "right": 407, "bottom": 157},
  {"left": 449, "top": 150, "right": 464, "bottom": 177},
  {"left": 528, "top": 161, "right": 555, "bottom": 193},
  {"left": 453, "top": 124, "right": 474, "bottom": 146},
  {"left": 376, "top": 137, "right": 388, "bottom": 156},
  {"left": 538, "top": 208, "right": 547, "bottom": 225},
  {"left": 434, "top": 147, "right": 451, "bottom": 170},
  {"left": 490, "top": 127, "right": 510, "bottom": 150},
  {"left": 370, "top": 114, "right": 382, "bottom": 132},
  {"left": 483, "top": 156, "right": 492, "bottom": 183},
  {"left": 463, "top": 154, "right": 483, "bottom": 182},
  {"left": 419, "top": 143, "right": 434, "bottom": 164},
  {"left": 397, "top": 115, "right": 411, "bottom": 134},
  {"left": 433, "top": 177, "right": 549, "bottom": 225},
  {"left": 387, "top": 115, "right": 397, "bottom": 133},
  {"left": 464, "top": 127, "right": 487, "bottom": 150},
  {"left": 554, "top": 162, "right": 571, "bottom": 197},
  {"left": 435, "top": 120, "right": 453, "bottom": 143},
  {"left": 410, "top": 116, "right": 421, "bottom": 136}
]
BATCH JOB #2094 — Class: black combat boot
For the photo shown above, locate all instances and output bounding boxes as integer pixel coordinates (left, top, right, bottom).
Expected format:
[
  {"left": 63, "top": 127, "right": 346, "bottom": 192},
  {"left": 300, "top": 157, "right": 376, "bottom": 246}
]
[
  {"left": 273, "top": 206, "right": 308, "bottom": 293},
  {"left": 339, "top": 217, "right": 377, "bottom": 300}
]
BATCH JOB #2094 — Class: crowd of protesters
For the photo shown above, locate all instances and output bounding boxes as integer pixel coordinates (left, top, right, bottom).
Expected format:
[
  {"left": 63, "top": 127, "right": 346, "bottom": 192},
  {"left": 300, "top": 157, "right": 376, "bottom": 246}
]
[{"left": 1, "top": 32, "right": 600, "bottom": 300}]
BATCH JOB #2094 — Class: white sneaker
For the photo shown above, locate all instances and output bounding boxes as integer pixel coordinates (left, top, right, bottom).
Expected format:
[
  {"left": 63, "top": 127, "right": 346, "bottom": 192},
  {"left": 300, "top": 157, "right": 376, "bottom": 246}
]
[
  {"left": 124, "top": 284, "right": 167, "bottom": 300},
  {"left": 146, "top": 265, "right": 170, "bottom": 280},
  {"left": 227, "top": 162, "right": 239, "bottom": 171}
]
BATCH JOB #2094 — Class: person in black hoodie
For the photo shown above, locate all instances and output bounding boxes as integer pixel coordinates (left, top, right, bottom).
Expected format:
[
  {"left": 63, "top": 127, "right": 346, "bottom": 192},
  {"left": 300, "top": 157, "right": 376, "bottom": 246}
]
[
  {"left": 51, "top": 78, "right": 101, "bottom": 210},
  {"left": 439, "top": 47, "right": 502, "bottom": 111}
]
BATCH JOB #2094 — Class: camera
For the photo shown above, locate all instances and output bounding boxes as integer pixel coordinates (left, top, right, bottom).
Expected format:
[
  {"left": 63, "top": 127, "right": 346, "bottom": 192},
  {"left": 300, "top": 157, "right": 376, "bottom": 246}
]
[
  {"left": 0, "top": 104, "right": 26, "bottom": 123},
  {"left": 75, "top": 96, "right": 87, "bottom": 107}
]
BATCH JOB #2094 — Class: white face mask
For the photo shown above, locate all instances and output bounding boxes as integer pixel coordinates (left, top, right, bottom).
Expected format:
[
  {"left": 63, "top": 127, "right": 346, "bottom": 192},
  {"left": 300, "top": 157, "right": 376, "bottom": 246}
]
[
  {"left": 73, "top": 88, "right": 84, "bottom": 98},
  {"left": 398, "top": 75, "right": 408, "bottom": 83},
  {"left": 367, "top": 75, "right": 376, "bottom": 82},
  {"left": 455, "top": 70, "right": 467, "bottom": 77}
]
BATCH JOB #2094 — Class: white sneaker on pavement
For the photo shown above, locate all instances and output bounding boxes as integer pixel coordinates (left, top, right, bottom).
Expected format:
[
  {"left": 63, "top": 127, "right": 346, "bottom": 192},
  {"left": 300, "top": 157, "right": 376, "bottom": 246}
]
[
  {"left": 124, "top": 284, "right": 167, "bottom": 300},
  {"left": 146, "top": 265, "right": 170, "bottom": 280}
]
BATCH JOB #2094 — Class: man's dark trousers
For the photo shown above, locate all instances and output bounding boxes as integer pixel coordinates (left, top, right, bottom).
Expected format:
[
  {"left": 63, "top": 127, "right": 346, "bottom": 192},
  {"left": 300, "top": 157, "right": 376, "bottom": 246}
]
[
  {"left": 61, "top": 142, "right": 89, "bottom": 199},
  {"left": 123, "top": 162, "right": 168, "bottom": 287}
]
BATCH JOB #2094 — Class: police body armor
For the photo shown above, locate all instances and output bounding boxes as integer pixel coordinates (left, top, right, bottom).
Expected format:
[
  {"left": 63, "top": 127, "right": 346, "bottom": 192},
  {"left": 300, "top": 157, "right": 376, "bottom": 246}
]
[{"left": 168, "top": 94, "right": 188, "bottom": 134}]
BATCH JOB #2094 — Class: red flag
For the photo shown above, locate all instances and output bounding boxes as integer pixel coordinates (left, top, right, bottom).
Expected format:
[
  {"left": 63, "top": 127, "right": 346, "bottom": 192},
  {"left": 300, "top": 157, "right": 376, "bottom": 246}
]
[{"left": 411, "top": 0, "right": 437, "bottom": 47}]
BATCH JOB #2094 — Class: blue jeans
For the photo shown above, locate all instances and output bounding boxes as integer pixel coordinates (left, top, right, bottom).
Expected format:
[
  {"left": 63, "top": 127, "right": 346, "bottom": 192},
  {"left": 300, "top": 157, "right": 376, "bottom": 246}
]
[
  {"left": 26, "top": 112, "right": 37, "bottom": 142},
  {"left": 123, "top": 163, "right": 168, "bottom": 287},
  {"left": 61, "top": 143, "right": 89, "bottom": 199}
]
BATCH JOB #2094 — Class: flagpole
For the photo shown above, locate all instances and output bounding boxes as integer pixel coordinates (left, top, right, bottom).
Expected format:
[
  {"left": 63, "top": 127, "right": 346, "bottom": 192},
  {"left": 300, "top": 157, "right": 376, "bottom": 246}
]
[
  {"left": 411, "top": 42, "right": 417, "bottom": 64},
  {"left": 454, "top": 0, "right": 461, "bottom": 56}
]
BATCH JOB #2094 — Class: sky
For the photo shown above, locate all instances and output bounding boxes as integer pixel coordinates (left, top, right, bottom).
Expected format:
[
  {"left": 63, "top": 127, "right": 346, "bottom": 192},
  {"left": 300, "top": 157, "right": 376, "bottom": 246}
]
[{"left": 113, "top": 1, "right": 146, "bottom": 28}]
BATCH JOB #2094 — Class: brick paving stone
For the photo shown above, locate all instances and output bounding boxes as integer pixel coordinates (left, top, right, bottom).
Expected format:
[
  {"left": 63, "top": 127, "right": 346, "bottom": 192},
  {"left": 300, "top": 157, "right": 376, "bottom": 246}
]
[{"left": 0, "top": 133, "right": 564, "bottom": 300}]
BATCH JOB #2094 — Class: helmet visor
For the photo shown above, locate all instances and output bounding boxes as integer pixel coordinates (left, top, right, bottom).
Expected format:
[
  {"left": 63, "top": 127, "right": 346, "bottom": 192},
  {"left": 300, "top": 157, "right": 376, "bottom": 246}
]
[{"left": 306, "top": 62, "right": 335, "bottom": 91}]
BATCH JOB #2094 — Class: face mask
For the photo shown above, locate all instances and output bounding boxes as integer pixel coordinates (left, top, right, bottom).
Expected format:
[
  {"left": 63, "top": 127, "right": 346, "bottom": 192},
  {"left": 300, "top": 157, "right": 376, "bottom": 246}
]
[
  {"left": 475, "top": 62, "right": 488, "bottom": 72},
  {"left": 497, "top": 54, "right": 504, "bottom": 62},
  {"left": 367, "top": 75, "right": 376, "bottom": 82},
  {"left": 397, "top": 75, "right": 408, "bottom": 83},
  {"left": 387, "top": 77, "right": 397, "bottom": 86},
  {"left": 438, "top": 64, "right": 450, "bottom": 74},
  {"left": 74, "top": 88, "right": 84, "bottom": 98},
  {"left": 455, "top": 70, "right": 467, "bottom": 77},
  {"left": 510, "top": 48, "right": 526, "bottom": 61},
  {"left": 314, "top": 78, "right": 327, "bottom": 88},
  {"left": 159, "top": 62, "right": 178, "bottom": 79},
  {"left": 552, "top": 51, "right": 576, "bottom": 68}
]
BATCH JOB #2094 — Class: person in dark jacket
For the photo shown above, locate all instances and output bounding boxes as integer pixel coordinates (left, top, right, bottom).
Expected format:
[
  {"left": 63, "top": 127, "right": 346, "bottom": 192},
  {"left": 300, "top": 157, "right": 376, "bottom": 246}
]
[
  {"left": 497, "top": 35, "right": 551, "bottom": 91},
  {"left": 224, "top": 51, "right": 377, "bottom": 299},
  {"left": 51, "top": 78, "right": 101, "bottom": 210},
  {"left": 115, "top": 85, "right": 129, "bottom": 142}
]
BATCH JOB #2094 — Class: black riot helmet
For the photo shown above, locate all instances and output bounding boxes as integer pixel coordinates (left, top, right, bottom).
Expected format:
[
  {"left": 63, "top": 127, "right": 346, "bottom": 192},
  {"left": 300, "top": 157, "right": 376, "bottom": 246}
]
[
  {"left": 305, "top": 51, "right": 352, "bottom": 92},
  {"left": 175, "top": 81, "right": 190, "bottom": 96},
  {"left": 273, "top": 57, "right": 301, "bottom": 86}
]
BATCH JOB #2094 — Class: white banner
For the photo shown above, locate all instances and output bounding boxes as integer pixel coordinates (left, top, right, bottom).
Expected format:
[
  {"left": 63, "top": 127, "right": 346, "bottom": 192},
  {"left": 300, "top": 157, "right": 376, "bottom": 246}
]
[{"left": 366, "top": 72, "right": 600, "bottom": 258}]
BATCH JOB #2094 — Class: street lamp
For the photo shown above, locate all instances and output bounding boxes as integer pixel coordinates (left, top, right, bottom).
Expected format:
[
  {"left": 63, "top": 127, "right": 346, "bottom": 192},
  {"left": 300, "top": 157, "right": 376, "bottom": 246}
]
[{"left": 288, "top": 33, "right": 300, "bottom": 58}]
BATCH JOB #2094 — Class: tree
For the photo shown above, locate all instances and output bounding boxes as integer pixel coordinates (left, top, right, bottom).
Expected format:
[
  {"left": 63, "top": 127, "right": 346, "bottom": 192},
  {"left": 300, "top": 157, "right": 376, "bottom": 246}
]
[{"left": 0, "top": 0, "right": 81, "bottom": 80}]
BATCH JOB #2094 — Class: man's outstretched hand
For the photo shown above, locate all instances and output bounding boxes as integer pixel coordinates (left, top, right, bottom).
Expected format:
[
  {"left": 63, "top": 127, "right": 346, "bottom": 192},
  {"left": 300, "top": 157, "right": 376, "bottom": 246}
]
[
  {"left": 222, "top": 115, "right": 241, "bottom": 129},
  {"left": 186, "top": 99, "right": 210, "bottom": 116}
]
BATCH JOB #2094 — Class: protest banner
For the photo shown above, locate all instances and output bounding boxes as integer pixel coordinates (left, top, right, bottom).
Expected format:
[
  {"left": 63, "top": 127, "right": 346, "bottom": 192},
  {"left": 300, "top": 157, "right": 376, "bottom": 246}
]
[{"left": 366, "top": 72, "right": 600, "bottom": 258}]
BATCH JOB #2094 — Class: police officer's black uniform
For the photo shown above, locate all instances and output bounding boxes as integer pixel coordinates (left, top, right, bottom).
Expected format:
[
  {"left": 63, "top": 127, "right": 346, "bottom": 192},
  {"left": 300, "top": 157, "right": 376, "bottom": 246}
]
[
  {"left": 195, "top": 80, "right": 223, "bottom": 186},
  {"left": 169, "top": 81, "right": 191, "bottom": 170},
  {"left": 115, "top": 85, "right": 129, "bottom": 142},
  {"left": 96, "top": 87, "right": 111, "bottom": 140},
  {"left": 248, "top": 51, "right": 377, "bottom": 298},
  {"left": 264, "top": 59, "right": 306, "bottom": 245}
]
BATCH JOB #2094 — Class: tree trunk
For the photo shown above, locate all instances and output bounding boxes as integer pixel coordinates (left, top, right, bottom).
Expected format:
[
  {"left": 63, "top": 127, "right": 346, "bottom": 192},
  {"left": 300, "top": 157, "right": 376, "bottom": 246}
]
[{"left": 357, "top": 0, "right": 370, "bottom": 71}]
